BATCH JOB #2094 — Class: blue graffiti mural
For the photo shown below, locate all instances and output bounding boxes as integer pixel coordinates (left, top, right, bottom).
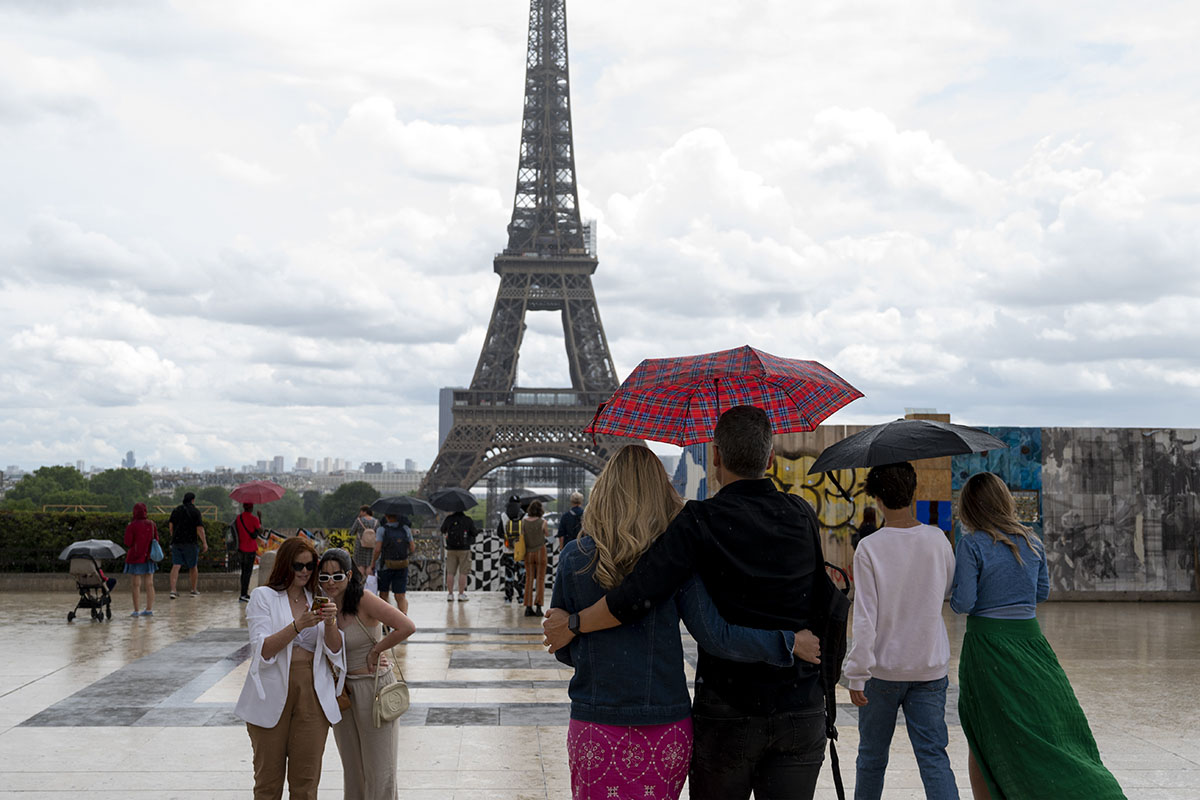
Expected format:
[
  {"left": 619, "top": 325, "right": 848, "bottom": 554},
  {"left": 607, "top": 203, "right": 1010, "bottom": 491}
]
[{"left": 951, "top": 427, "right": 1044, "bottom": 545}]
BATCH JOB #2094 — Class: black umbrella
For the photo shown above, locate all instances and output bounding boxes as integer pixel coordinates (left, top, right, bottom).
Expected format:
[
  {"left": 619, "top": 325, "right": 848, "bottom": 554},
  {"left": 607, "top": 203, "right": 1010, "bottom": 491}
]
[
  {"left": 808, "top": 418, "right": 1008, "bottom": 474},
  {"left": 58, "top": 539, "right": 126, "bottom": 561},
  {"left": 510, "top": 488, "right": 553, "bottom": 509},
  {"left": 371, "top": 496, "right": 436, "bottom": 519},
  {"left": 428, "top": 488, "right": 478, "bottom": 513}
]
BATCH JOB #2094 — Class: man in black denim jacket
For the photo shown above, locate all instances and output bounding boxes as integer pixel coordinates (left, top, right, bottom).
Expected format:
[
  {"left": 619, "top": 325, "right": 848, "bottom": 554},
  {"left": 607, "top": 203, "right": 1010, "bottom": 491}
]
[{"left": 544, "top": 405, "right": 826, "bottom": 799}]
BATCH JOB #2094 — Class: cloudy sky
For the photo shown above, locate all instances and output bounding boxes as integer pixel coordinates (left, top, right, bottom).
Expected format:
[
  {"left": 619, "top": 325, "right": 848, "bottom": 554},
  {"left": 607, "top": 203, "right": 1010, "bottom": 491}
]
[{"left": 2, "top": 0, "right": 1197, "bottom": 473}]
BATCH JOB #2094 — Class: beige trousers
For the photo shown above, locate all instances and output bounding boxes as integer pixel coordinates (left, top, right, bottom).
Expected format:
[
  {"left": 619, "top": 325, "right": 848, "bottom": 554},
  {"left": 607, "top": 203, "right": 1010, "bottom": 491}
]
[
  {"left": 332, "top": 671, "right": 399, "bottom": 800},
  {"left": 246, "top": 660, "right": 330, "bottom": 800},
  {"left": 524, "top": 546, "right": 547, "bottom": 607}
]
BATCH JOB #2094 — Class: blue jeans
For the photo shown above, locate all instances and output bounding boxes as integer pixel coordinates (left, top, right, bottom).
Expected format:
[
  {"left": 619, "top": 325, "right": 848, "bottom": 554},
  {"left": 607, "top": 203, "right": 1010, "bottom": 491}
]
[{"left": 855, "top": 677, "right": 957, "bottom": 800}]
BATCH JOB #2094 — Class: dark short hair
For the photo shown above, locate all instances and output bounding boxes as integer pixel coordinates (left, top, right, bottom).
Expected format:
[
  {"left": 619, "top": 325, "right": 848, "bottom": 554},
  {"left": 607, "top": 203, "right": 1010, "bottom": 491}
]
[
  {"left": 359, "top": 505, "right": 372, "bottom": 514},
  {"left": 865, "top": 462, "right": 917, "bottom": 510},
  {"left": 242, "top": 502, "right": 254, "bottom": 512},
  {"left": 526, "top": 500, "right": 544, "bottom": 517},
  {"left": 713, "top": 405, "right": 774, "bottom": 478},
  {"left": 183, "top": 492, "right": 196, "bottom": 503}
]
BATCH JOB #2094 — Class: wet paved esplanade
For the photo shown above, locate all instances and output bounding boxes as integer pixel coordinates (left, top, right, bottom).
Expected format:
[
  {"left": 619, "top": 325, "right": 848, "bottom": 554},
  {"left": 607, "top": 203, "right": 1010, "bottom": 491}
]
[{"left": 0, "top": 590, "right": 1197, "bottom": 799}]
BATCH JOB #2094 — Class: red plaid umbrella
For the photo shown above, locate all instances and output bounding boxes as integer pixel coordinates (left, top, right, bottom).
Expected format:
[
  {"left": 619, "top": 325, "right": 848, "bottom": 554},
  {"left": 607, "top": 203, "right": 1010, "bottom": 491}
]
[
  {"left": 229, "top": 480, "right": 286, "bottom": 504},
  {"left": 585, "top": 345, "right": 863, "bottom": 446}
]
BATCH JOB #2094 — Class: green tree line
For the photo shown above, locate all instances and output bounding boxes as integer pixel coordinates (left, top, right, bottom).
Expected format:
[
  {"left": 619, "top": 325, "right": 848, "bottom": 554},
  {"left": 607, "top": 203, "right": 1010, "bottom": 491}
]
[{"left": 1, "top": 467, "right": 385, "bottom": 530}]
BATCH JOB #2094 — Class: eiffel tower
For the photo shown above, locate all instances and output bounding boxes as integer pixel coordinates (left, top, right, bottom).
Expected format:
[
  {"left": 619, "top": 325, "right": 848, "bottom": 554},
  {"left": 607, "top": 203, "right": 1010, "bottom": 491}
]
[{"left": 421, "top": 0, "right": 622, "bottom": 493}]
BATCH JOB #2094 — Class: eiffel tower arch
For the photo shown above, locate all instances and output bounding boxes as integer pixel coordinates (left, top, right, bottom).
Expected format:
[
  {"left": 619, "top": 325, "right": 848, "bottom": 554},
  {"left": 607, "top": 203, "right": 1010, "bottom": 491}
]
[{"left": 421, "top": 0, "right": 624, "bottom": 495}]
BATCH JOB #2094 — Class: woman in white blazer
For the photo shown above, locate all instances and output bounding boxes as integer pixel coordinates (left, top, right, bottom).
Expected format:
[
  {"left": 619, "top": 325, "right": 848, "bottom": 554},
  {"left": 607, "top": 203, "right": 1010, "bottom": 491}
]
[{"left": 235, "top": 535, "right": 346, "bottom": 800}]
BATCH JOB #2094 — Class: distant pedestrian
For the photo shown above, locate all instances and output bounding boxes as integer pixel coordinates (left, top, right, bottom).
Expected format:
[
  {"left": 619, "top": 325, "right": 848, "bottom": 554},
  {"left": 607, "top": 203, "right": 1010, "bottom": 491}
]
[
  {"left": 168, "top": 492, "right": 208, "bottom": 599},
  {"left": 235, "top": 502, "right": 263, "bottom": 602},
  {"left": 441, "top": 510, "right": 478, "bottom": 602},
  {"left": 952, "top": 472, "right": 1125, "bottom": 800},
  {"left": 851, "top": 506, "right": 879, "bottom": 549},
  {"left": 844, "top": 462, "right": 958, "bottom": 800},
  {"left": 123, "top": 502, "right": 158, "bottom": 617},
  {"left": 498, "top": 495, "right": 526, "bottom": 603},
  {"left": 369, "top": 513, "right": 413, "bottom": 615},
  {"left": 522, "top": 500, "right": 549, "bottom": 617},
  {"left": 556, "top": 491, "right": 584, "bottom": 551},
  {"left": 349, "top": 506, "right": 379, "bottom": 578}
]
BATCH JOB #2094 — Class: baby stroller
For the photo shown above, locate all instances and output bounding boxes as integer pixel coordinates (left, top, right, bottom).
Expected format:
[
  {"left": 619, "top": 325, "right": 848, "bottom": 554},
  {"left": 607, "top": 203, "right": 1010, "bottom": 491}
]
[{"left": 67, "top": 556, "right": 115, "bottom": 622}]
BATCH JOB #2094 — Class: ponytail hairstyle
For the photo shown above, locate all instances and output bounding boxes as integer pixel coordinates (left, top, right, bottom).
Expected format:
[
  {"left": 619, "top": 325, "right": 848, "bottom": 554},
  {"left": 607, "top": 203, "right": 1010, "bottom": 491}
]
[{"left": 958, "top": 472, "right": 1042, "bottom": 565}]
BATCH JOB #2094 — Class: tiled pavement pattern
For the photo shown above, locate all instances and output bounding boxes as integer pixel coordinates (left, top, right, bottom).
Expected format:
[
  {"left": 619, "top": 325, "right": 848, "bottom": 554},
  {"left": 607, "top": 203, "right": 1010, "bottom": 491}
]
[{"left": 0, "top": 588, "right": 1197, "bottom": 798}]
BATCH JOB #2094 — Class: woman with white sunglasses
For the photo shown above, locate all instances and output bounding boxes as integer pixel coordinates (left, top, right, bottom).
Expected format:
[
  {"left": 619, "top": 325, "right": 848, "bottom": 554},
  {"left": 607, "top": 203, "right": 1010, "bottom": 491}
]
[{"left": 317, "top": 548, "right": 416, "bottom": 800}]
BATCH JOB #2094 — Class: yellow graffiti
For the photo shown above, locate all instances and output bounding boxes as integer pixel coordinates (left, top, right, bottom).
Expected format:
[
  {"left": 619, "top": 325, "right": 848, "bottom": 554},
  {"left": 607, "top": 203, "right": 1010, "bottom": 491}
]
[{"left": 768, "top": 454, "right": 871, "bottom": 537}]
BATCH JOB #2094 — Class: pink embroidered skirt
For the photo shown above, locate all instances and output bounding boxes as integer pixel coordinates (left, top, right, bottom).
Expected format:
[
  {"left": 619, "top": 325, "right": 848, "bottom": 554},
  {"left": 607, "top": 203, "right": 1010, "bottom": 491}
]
[{"left": 566, "top": 717, "right": 693, "bottom": 800}]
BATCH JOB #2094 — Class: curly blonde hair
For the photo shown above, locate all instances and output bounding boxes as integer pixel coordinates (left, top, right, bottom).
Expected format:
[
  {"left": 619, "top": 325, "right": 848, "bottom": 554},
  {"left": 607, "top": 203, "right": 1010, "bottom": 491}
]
[{"left": 582, "top": 445, "right": 684, "bottom": 589}]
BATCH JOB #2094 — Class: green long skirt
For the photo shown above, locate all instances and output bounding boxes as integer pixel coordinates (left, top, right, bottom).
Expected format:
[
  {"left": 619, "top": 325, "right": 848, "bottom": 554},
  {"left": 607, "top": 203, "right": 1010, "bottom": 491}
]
[{"left": 958, "top": 616, "right": 1125, "bottom": 800}]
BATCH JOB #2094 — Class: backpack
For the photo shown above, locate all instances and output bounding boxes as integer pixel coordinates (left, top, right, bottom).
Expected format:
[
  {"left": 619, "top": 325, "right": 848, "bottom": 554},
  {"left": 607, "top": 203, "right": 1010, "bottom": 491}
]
[
  {"left": 381, "top": 523, "right": 411, "bottom": 562},
  {"left": 443, "top": 515, "right": 475, "bottom": 550},
  {"left": 786, "top": 494, "right": 852, "bottom": 800},
  {"left": 503, "top": 518, "right": 522, "bottom": 549},
  {"left": 355, "top": 518, "right": 377, "bottom": 550},
  {"left": 558, "top": 506, "right": 583, "bottom": 542}
]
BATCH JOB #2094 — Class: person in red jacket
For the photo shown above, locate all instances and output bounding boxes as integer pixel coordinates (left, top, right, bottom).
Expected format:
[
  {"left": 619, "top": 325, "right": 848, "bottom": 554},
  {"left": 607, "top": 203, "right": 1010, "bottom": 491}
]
[
  {"left": 123, "top": 502, "right": 159, "bottom": 616},
  {"left": 235, "top": 502, "right": 264, "bottom": 602}
]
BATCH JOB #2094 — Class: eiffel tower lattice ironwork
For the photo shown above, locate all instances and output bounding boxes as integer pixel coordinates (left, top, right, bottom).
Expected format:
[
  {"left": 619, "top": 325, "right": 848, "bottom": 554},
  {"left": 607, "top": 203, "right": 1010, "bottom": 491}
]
[{"left": 421, "top": 0, "right": 623, "bottom": 493}]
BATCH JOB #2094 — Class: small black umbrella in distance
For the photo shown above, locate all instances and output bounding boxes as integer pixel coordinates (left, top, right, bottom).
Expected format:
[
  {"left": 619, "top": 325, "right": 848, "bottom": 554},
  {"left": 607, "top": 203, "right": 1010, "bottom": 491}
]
[
  {"left": 511, "top": 489, "right": 553, "bottom": 510},
  {"left": 428, "top": 487, "right": 478, "bottom": 513},
  {"left": 58, "top": 539, "right": 126, "bottom": 561},
  {"left": 371, "top": 496, "right": 437, "bottom": 519},
  {"left": 808, "top": 419, "right": 1009, "bottom": 501}
]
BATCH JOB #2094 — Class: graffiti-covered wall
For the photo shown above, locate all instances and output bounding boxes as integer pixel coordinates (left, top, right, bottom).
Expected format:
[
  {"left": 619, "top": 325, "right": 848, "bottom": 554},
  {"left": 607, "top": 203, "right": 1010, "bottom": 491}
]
[{"left": 686, "top": 423, "right": 1199, "bottom": 598}]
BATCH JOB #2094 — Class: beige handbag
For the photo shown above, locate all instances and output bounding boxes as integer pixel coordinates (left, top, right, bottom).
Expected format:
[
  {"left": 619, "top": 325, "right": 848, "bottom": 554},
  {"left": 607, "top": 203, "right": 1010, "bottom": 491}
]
[{"left": 356, "top": 616, "right": 409, "bottom": 726}]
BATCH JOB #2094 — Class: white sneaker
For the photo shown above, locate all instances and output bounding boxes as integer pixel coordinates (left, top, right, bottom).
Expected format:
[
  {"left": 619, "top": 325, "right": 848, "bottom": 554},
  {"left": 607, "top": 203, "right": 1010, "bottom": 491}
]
[
  {"left": 457, "top": 594, "right": 469, "bottom": 602},
  {"left": 447, "top": 593, "right": 455, "bottom": 602}
]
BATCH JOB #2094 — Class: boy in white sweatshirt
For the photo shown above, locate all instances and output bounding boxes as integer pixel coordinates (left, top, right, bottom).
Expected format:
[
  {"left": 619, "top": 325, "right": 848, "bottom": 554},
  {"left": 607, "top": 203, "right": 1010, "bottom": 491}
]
[{"left": 844, "top": 462, "right": 958, "bottom": 800}]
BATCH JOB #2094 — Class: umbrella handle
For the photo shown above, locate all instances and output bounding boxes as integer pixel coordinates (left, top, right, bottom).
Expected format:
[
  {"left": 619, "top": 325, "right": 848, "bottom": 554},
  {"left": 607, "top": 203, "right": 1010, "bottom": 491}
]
[
  {"left": 828, "top": 472, "right": 854, "bottom": 503},
  {"left": 588, "top": 401, "right": 607, "bottom": 447}
]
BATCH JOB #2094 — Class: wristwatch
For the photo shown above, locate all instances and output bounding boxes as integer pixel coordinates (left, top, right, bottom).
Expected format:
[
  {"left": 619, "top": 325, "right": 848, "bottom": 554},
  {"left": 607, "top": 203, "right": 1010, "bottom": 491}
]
[{"left": 567, "top": 612, "right": 582, "bottom": 636}]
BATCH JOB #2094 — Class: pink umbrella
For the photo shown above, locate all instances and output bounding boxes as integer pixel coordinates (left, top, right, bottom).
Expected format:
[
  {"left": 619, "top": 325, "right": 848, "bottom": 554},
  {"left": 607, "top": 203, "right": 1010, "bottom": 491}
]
[{"left": 229, "top": 480, "right": 286, "bottom": 504}]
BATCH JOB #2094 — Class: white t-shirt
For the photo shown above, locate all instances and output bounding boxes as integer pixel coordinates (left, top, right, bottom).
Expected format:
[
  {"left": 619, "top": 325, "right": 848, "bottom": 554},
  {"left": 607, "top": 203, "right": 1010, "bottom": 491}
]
[{"left": 843, "top": 523, "right": 956, "bottom": 690}]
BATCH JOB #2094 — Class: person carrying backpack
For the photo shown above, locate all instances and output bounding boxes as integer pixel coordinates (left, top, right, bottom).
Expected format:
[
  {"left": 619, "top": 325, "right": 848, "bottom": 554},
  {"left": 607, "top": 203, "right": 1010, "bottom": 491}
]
[
  {"left": 368, "top": 514, "right": 412, "bottom": 615},
  {"left": 441, "top": 510, "right": 478, "bottom": 602},
  {"left": 556, "top": 492, "right": 584, "bottom": 551},
  {"left": 497, "top": 495, "right": 526, "bottom": 603}
]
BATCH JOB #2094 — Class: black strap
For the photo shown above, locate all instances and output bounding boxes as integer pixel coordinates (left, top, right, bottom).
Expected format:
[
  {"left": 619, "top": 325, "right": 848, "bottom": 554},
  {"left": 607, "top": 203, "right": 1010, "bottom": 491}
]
[{"left": 788, "top": 493, "right": 847, "bottom": 800}]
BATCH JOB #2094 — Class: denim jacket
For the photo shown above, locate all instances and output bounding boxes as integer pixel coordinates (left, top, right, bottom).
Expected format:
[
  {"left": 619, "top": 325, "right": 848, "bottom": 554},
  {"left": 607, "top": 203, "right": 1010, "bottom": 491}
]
[{"left": 551, "top": 536, "right": 796, "bottom": 726}]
